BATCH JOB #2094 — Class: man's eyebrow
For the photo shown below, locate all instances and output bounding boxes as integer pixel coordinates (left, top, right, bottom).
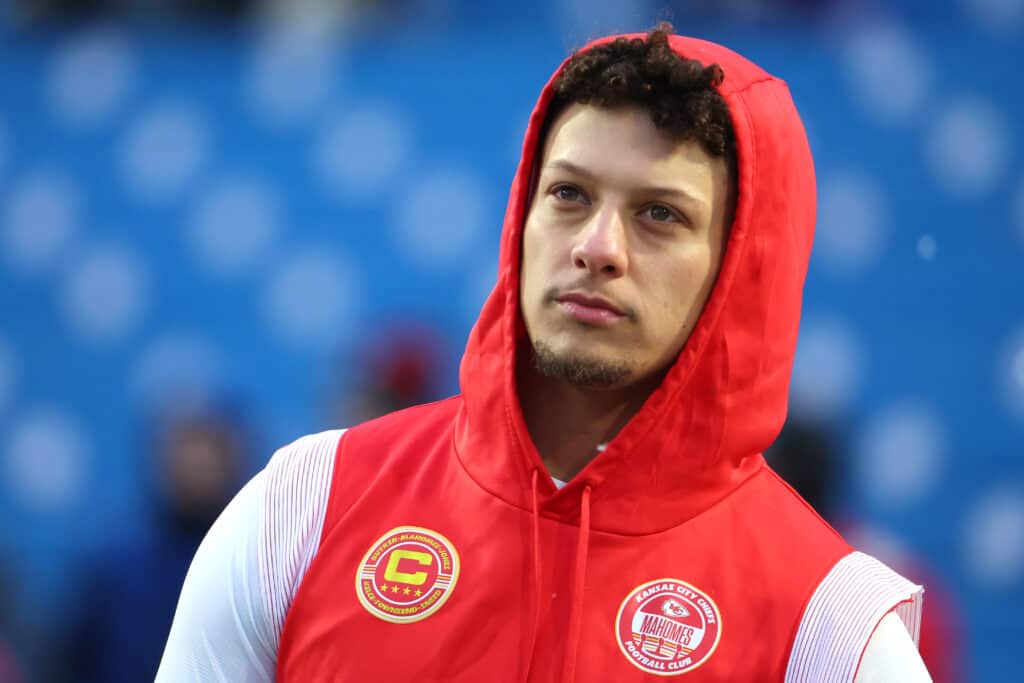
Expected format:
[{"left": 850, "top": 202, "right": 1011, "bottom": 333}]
[
  {"left": 543, "top": 159, "right": 594, "bottom": 178},
  {"left": 542, "top": 158, "right": 707, "bottom": 207}
]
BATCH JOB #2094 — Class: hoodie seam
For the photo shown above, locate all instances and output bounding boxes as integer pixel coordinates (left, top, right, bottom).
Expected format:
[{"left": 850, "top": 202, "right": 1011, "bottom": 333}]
[{"left": 723, "top": 74, "right": 779, "bottom": 96}]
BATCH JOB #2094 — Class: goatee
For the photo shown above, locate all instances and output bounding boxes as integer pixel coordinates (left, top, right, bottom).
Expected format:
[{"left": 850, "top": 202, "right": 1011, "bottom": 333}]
[{"left": 531, "top": 340, "right": 631, "bottom": 388}]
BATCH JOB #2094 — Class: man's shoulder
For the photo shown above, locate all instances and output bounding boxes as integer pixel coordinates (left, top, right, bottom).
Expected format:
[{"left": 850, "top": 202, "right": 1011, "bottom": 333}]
[
  {"left": 264, "top": 396, "right": 463, "bottom": 497},
  {"left": 267, "top": 428, "right": 348, "bottom": 476},
  {"left": 735, "top": 464, "right": 849, "bottom": 547}
]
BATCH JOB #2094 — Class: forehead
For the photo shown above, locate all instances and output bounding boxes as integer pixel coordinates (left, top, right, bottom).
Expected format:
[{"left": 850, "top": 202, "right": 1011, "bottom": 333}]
[{"left": 539, "top": 104, "right": 721, "bottom": 192}]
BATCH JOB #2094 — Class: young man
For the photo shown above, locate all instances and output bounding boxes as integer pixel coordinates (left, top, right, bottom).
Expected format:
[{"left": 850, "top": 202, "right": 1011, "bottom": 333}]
[{"left": 158, "top": 25, "right": 931, "bottom": 681}]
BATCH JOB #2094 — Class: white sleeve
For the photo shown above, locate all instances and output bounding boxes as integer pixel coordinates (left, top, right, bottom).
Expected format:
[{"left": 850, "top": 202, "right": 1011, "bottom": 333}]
[
  {"left": 155, "top": 429, "right": 343, "bottom": 683},
  {"left": 853, "top": 612, "right": 932, "bottom": 682},
  {"left": 785, "top": 551, "right": 927, "bottom": 683}
]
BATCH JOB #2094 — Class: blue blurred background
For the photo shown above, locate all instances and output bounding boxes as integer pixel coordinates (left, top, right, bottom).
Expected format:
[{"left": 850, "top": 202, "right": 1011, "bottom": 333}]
[{"left": 0, "top": 0, "right": 1021, "bottom": 680}]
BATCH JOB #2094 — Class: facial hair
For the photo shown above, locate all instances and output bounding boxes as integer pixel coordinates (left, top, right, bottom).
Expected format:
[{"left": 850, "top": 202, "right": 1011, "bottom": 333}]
[{"left": 531, "top": 339, "right": 632, "bottom": 388}]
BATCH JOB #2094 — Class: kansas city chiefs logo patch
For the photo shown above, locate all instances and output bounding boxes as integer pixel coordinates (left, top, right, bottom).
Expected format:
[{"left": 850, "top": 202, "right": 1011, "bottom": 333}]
[{"left": 616, "top": 578, "right": 722, "bottom": 676}]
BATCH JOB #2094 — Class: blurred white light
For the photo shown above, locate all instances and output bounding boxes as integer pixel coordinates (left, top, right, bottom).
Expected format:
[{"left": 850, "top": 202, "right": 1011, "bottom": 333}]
[
  {"left": 130, "top": 332, "right": 225, "bottom": 409},
  {"left": 790, "top": 317, "right": 864, "bottom": 421},
  {"left": 960, "top": 0, "right": 1024, "bottom": 33},
  {"left": 3, "top": 408, "right": 88, "bottom": 513},
  {"left": 246, "top": 23, "right": 339, "bottom": 127},
  {"left": 0, "top": 337, "right": 15, "bottom": 416},
  {"left": 187, "top": 178, "right": 280, "bottom": 277},
  {"left": 394, "top": 169, "right": 488, "bottom": 271},
  {"left": 857, "top": 403, "right": 945, "bottom": 506},
  {"left": 60, "top": 245, "right": 149, "bottom": 344},
  {"left": 998, "top": 328, "right": 1024, "bottom": 420},
  {"left": 314, "top": 104, "right": 411, "bottom": 199},
  {"left": 842, "top": 22, "right": 933, "bottom": 125},
  {"left": 815, "top": 171, "right": 887, "bottom": 275},
  {"left": 1, "top": 170, "right": 80, "bottom": 274},
  {"left": 118, "top": 102, "right": 210, "bottom": 202},
  {"left": 48, "top": 27, "right": 136, "bottom": 127},
  {"left": 263, "top": 247, "right": 360, "bottom": 351},
  {"left": 964, "top": 487, "right": 1024, "bottom": 587},
  {"left": 916, "top": 234, "right": 937, "bottom": 261},
  {"left": 925, "top": 99, "right": 1011, "bottom": 198}
]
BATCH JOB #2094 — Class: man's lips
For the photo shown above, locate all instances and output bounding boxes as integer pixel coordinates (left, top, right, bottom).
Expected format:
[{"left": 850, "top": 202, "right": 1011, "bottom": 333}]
[{"left": 554, "top": 292, "right": 627, "bottom": 325}]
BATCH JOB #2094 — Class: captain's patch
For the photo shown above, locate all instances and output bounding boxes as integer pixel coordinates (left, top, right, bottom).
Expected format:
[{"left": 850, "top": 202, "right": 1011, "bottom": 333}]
[{"left": 355, "top": 525, "right": 460, "bottom": 624}]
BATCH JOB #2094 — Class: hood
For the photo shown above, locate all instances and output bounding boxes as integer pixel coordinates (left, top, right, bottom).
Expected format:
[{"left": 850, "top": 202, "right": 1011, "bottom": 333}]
[{"left": 454, "top": 33, "right": 816, "bottom": 535}]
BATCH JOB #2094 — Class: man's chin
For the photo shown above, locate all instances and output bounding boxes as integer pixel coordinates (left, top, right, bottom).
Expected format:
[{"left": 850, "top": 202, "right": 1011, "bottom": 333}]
[{"left": 531, "top": 340, "right": 633, "bottom": 388}]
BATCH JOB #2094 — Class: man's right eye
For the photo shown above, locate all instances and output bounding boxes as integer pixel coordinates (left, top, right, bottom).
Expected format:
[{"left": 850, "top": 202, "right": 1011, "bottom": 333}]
[{"left": 553, "top": 185, "right": 583, "bottom": 202}]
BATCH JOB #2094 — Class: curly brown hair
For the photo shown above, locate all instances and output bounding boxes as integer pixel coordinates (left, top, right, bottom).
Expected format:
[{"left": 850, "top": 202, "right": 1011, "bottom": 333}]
[{"left": 548, "top": 22, "right": 735, "bottom": 170}]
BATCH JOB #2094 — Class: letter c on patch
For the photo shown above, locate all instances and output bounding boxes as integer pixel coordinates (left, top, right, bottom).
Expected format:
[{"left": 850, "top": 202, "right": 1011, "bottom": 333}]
[{"left": 384, "top": 549, "right": 432, "bottom": 585}]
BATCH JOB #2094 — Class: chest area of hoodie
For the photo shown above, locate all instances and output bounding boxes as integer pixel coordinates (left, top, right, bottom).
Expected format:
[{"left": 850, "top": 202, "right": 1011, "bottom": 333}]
[{"left": 277, "top": 444, "right": 844, "bottom": 682}]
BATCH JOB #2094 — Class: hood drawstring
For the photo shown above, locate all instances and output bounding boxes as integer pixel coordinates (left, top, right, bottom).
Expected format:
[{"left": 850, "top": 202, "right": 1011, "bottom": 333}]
[
  {"left": 561, "top": 485, "right": 592, "bottom": 683},
  {"left": 522, "top": 469, "right": 544, "bottom": 683},
  {"left": 523, "top": 475, "right": 592, "bottom": 683}
]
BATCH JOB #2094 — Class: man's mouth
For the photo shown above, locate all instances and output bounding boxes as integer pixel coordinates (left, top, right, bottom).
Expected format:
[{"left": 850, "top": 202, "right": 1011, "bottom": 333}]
[{"left": 554, "top": 292, "right": 627, "bottom": 325}]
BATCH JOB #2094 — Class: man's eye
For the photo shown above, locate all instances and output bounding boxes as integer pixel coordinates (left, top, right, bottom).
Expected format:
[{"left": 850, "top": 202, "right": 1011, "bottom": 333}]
[
  {"left": 554, "top": 185, "right": 582, "bottom": 202},
  {"left": 645, "top": 205, "right": 679, "bottom": 222}
]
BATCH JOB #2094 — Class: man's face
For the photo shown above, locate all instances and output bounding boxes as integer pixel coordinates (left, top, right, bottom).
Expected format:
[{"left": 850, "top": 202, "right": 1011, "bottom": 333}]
[{"left": 520, "top": 103, "right": 732, "bottom": 389}]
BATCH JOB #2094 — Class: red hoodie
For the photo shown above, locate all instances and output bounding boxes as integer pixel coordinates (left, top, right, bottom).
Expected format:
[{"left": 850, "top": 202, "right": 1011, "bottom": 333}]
[{"left": 275, "top": 33, "right": 922, "bottom": 682}]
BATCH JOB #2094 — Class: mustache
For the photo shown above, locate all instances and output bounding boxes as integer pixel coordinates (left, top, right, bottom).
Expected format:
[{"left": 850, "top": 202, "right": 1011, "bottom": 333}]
[{"left": 542, "top": 284, "right": 637, "bottom": 320}]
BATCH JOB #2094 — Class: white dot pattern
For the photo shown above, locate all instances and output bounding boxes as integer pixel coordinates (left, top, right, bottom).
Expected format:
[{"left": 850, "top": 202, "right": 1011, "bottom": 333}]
[
  {"left": 188, "top": 177, "right": 280, "bottom": 278},
  {"left": 924, "top": 98, "right": 1012, "bottom": 197},
  {"left": 857, "top": 404, "right": 946, "bottom": 507},
  {"left": 815, "top": 171, "right": 887, "bottom": 275},
  {"left": 1, "top": 170, "right": 80, "bottom": 274},
  {"left": 263, "top": 247, "right": 358, "bottom": 351},
  {"left": 394, "top": 169, "right": 489, "bottom": 270},
  {"left": 3, "top": 408, "right": 89, "bottom": 512},
  {"left": 964, "top": 488, "right": 1024, "bottom": 587},
  {"left": 60, "top": 244, "right": 149, "bottom": 344},
  {"left": 118, "top": 101, "right": 210, "bottom": 202},
  {"left": 48, "top": 27, "right": 136, "bottom": 126}
]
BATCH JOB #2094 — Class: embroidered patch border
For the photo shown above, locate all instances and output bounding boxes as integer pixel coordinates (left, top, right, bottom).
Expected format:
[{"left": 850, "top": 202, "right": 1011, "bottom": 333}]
[
  {"left": 615, "top": 578, "right": 722, "bottom": 676},
  {"left": 355, "top": 525, "right": 460, "bottom": 624}
]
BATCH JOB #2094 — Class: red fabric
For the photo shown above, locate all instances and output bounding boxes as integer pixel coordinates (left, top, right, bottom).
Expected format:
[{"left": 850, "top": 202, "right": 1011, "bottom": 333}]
[
  {"left": 278, "top": 34, "right": 852, "bottom": 681},
  {"left": 457, "top": 34, "right": 818, "bottom": 535}
]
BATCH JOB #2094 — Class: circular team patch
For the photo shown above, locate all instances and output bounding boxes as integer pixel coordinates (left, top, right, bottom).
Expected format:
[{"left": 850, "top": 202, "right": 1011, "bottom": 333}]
[
  {"left": 615, "top": 578, "right": 722, "bottom": 676},
  {"left": 355, "top": 525, "right": 460, "bottom": 624}
]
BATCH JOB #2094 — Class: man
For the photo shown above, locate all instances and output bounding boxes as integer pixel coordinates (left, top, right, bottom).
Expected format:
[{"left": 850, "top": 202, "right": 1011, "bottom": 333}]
[{"left": 158, "top": 25, "right": 931, "bottom": 681}]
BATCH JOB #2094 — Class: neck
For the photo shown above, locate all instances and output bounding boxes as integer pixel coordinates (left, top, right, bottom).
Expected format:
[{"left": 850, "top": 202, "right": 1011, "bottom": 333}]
[{"left": 516, "top": 348, "right": 661, "bottom": 481}]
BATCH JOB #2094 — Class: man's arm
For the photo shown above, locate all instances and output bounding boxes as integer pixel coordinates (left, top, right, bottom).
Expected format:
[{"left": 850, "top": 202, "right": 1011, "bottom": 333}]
[
  {"left": 854, "top": 611, "right": 932, "bottom": 682},
  {"left": 786, "top": 551, "right": 929, "bottom": 683},
  {"left": 155, "top": 471, "right": 275, "bottom": 682}
]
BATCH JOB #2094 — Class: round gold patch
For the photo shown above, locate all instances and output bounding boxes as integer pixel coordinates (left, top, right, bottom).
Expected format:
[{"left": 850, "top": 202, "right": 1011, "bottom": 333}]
[{"left": 355, "top": 525, "right": 460, "bottom": 623}]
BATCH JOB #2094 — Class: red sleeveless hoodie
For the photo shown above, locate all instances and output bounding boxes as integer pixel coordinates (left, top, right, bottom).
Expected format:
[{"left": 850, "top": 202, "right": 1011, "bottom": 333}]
[{"left": 275, "top": 34, "right": 916, "bottom": 682}]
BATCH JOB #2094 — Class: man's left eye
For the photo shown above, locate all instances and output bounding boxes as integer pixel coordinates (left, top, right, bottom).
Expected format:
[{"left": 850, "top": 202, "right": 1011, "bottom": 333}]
[{"left": 644, "top": 205, "right": 678, "bottom": 222}]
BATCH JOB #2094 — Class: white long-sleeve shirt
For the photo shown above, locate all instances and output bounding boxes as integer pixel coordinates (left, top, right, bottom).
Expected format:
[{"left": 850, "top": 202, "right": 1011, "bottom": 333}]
[{"left": 157, "top": 430, "right": 932, "bottom": 682}]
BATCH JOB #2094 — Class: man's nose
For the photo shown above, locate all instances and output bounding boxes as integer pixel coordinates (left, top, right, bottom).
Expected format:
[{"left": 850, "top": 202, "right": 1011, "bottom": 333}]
[{"left": 571, "top": 209, "right": 628, "bottom": 277}]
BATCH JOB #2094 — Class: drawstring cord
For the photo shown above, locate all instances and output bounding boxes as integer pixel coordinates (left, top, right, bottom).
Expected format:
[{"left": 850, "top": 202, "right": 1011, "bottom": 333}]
[
  {"left": 522, "top": 469, "right": 543, "bottom": 683},
  {"left": 523, "top": 475, "right": 592, "bottom": 683},
  {"left": 561, "top": 485, "right": 592, "bottom": 683}
]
